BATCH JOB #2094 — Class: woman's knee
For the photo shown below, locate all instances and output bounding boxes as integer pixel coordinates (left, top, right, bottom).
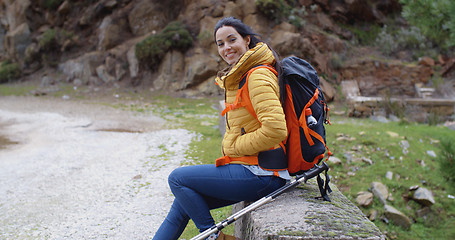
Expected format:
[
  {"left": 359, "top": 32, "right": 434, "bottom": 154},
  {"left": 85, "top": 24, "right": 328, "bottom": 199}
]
[{"left": 168, "top": 167, "right": 184, "bottom": 189}]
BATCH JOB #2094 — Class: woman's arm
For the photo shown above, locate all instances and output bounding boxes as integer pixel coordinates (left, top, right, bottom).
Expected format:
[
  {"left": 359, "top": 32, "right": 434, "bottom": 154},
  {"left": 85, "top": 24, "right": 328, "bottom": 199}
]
[{"left": 233, "top": 68, "right": 287, "bottom": 155}]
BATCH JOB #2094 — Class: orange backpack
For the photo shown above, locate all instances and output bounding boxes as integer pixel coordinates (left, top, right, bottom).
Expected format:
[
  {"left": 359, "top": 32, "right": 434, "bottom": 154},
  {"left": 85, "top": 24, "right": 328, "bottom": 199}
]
[{"left": 221, "top": 56, "right": 332, "bottom": 200}]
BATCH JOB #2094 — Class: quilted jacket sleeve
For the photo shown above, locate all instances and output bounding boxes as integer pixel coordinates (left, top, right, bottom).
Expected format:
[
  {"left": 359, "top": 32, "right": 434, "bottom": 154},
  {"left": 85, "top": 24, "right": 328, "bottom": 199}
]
[{"left": 233, "top": 68, "right": 287, "bottom": 155}]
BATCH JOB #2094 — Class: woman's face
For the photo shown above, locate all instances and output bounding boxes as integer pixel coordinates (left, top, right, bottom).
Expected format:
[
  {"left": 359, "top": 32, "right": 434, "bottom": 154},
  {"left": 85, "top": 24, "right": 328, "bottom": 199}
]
[{"left": 215, "top": 26, "right": 250, "bottom": 65}]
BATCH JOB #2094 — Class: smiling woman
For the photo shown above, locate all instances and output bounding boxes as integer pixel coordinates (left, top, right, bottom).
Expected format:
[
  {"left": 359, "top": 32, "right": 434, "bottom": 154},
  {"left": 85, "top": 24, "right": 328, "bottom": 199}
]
[{"left": 153, "top": 17, "right": 288, "bottom": 240}]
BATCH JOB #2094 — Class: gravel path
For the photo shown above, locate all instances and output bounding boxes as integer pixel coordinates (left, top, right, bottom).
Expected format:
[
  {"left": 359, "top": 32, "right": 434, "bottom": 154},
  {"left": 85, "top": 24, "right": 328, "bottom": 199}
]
[{"left": 0, "top": 96, "right": 194, "bottom": 239}]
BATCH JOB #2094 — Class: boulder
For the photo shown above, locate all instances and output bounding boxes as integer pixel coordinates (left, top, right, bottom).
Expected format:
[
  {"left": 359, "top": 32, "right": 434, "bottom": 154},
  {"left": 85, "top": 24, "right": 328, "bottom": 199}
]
[
  {"left": 3, "top": 0, "right": 30, "bottom": 30},
  {"left": 177, "top": 0, "right": 210, "bottom": 36},
  {"left": 97, "top": 16, "right": 129, "bottom": 51},
  {"left": 127, "top": 45, "right": 139, "bottom": 78},
  {"left": 128, "top": 0, "right": 182, "bottom": 36},
  {"left": 242, "top": 14, "right": 270, "bottom": 38},
  {"left": 328, "top": 156, "right": 342, "bottom": 165},
  {"left": 411, "top": 187, "right": 435, "bottom": 206},
  {"left": 270, "top": 31, "right": 303, "bottom": 57},
  {"left": 58, "top": 51, "right": 104, "bottom": 84},
  {"left": 181, "top": 48, "right": 219, "bottom": 90},
  {"left": 371, "top": 182, "right": 388, "bottom": 205},
  {"left": 356, "top": 191, "right": 374, "bottom": 207},
  {"left": 418, "top": 57, "right": 435, "bottom": 67},
  {"left": 4, "top": 22, "right": 31, "bottom": 64},
  {"left": 384, "top": 204, "right": 412, "bottom": 230},
  {"left": 96, "top": 65, "right": 115, "bottom": 83},
  {"left": 196, "top": 16, "right": 218, "bottom": 54},
  {"left": 234, "top": 181, "right": 386, "bottom": 239},
  {"left": 153, "top": 50, "right": 185, "bottom": 90}
]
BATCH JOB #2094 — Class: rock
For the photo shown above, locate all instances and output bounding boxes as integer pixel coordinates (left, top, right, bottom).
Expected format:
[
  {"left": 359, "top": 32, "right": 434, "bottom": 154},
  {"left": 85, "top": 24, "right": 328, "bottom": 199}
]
[
  {"left": 58, "top": 51, "right": 104, "bottom": 84},
  {"left": 57, "top": 0, "right": 70, "bottom": 15},
  {"left": 445, "top": 121, "right": 455, "bottom": 131},
  {"left": 234, "top": 181, "right": 386, "bottom": 239},
  {"left": 412, "top": 187, "right": 435, "bottom": 206},
  {"left": 97, "top": 16, "right": 128, "bottom": 51},
  {"left": 399, "top": 140, "right": 410, "bottom": 155},
  {"left": 315, "top": 13, "right": 334, "bottom": 31},
  {"left": 4, "top": 22, "right": 31, "bottom": 64},
  {"left": 415, "top": 206, "right": 431, "bottom": 219},
  {"left": 356, "top": 191, "right": 373, "bottom": 207},
  {"left": 361, "top": 157, "right": 373, "bottom": 165},
  {"left": 328, "top": 156, "right": 342, "bottom": 165},
  {"left": 371, "top": 182, "right": 388, "bottom": 205},
  {"left": 154, "top": 50, "right": 185, "bottom": 90},
  {"left": 368, "top": 209, "right": 378, "bottom": 221},
  {"left": 441, "top": 58, "right": 455, "bottom": 77},
  {"left": 418, "top": 57, "right": 435, "bottom": 67},
  {"left": 127, "top": 45, "right": 139, "bottom": 78},
  {"left": 181, "top": 48, "right": 218, "bottom": 90},
  {"left": 270, "top": 31, "right": 303, "bottom": 56},
  {"left": 242, "top": 14, "right": 271, "bottom": 39},
  {"left": 223, "top": 1, "right": 242, "bottom": 19},
  {"left": 343, "top": 151, "right": 353, "bottom": 163},
  {"left": 384, "top": 205, "right": 412, "bottom": 230},
  {"left": 41, "top": 75, "right": 55, "bottom": 87},
  {"left": 114, "top": 63, "right": 126, "bottom": 81},
  {"left": 370, "top": 115, "right": 389, "bottom": 123},
  {"left": 386, "top": 131, "right": 399, "bottom": 138},
  {"left": 4, "top": 0, "right": 30, "bottom": 30},
  {"left": 426, "top": 150, "right": 436, "bottom": 158},
  {"left": 196, "top": 16, "right": 218, "bottom": 53},
  {"left": 127, "top": 0, "right": 170, "bottom": 36},
  {"left": 385, "top": 171, "right": 393, "bottom": 180},
  {"left": 341, "top": 80, "right": 360, "bottom": 98},
  {"left": 319, "top": 76, "right": 336, "bottom": 102},
  {"left": 96, "top": 65, "right": 115, "bottom": 83}
]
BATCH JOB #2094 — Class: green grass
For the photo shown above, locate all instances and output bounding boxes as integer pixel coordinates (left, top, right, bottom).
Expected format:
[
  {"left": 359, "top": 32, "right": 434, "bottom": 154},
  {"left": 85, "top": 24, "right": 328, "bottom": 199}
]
[
  {"left": 326, "top": 110, "right": 455, "bottom": 240},
  {"left": 0, "top": 82, "right": 36, "bottom": 96}
]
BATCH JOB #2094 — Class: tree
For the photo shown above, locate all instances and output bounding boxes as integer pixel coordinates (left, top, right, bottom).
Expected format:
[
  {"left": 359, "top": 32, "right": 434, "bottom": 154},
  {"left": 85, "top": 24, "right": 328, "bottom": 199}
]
[{"left": 399, "top": 0, "right": 455, "bottom": 50}]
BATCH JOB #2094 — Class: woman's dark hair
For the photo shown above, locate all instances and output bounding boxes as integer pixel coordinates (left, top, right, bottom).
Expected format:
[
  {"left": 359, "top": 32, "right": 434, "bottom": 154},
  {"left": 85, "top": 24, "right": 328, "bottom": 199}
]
[
  {"left": 214, "top": 17, "right": 286, "bottom": 104},
  {"left": 214, "top": 17, "right": 261, "bottom": 49}
]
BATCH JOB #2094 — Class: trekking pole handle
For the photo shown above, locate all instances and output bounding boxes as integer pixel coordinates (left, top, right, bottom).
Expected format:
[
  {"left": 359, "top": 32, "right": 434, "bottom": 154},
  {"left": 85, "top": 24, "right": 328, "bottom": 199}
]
[{"left": 298, "top": 162, "right": 329, "bottom": 182}]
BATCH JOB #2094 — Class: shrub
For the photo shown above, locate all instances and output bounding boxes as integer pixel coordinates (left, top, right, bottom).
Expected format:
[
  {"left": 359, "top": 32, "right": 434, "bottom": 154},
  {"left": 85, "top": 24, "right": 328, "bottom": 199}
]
[
  {"left": 375, "top": 25, "right": 434, "bottom": 58},
  {"left": 135, "top": 37, "right": 166, "bottom": 70},
  {"left": 256, "top": 0, "right": 290, "bottom": 23},
  {"left": 0, "top": 61, "right": 21, "bottom": 83},
  {"left": 288, "top": 7, "right": 307, "bottom": 29},
  {"left": 399, "top": 0, "right": 455, "bottom": 50},
  {"left": 136, "top": 21, "right": 192, "bottom": 70},
  {"left": 39, "top": 28, "right": 76, "bottom": 52},
  {"left": 39, "top": 29, "right": 58, "bottom": 51},
  {"left": 41, "top": 0, "right": 64, "bottom": 10},
  {"left": 345, "top": 24, "right": 382, "bottom": 46}
]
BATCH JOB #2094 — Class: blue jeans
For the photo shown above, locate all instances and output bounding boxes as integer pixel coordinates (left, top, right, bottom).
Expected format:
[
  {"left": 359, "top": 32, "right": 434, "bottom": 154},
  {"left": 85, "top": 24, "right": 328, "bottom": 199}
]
[{"left": 152, "top": 164, "right": 286, "bottom": 240}]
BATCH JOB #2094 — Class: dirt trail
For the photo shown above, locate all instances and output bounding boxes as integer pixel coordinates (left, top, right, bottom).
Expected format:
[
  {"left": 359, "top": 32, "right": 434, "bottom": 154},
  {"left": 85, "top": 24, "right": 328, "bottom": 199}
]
[{"left": 0, "top": 96, "right": 192, "bottom": 239}]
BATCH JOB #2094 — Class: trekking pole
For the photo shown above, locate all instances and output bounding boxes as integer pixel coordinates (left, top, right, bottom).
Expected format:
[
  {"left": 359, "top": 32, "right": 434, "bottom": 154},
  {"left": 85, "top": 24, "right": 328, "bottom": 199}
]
[{"left": 190, "top": 162, "right": 329, "bottom": 240}]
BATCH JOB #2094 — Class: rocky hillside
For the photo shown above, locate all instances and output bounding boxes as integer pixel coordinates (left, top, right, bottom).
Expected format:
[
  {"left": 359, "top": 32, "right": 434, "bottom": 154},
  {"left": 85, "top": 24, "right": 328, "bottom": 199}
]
[{"left": 1, "top": 0, "right": 454, "bottom": 100}]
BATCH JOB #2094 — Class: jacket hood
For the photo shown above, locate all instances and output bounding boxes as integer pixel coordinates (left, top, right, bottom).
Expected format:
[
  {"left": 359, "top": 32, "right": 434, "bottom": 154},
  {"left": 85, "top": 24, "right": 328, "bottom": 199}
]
[{"left": 215, "top": 42, "right": 276, "bottom": 90}]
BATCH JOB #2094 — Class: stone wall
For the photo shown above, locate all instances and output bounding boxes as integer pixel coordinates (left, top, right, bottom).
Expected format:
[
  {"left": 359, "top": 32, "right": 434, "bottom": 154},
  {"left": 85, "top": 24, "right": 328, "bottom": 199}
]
[
  {"left": 232, "top": 179, "right": 385, "bottom": 240},
  {"left": 341, "top": 80, "right": 455, "bottom": 122}
]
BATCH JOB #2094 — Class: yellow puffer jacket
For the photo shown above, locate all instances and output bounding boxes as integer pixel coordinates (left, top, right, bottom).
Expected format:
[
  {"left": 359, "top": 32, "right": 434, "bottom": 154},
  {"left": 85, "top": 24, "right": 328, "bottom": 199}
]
[{"left": 215, "top": 42, "right": 287, "bottom": 164}]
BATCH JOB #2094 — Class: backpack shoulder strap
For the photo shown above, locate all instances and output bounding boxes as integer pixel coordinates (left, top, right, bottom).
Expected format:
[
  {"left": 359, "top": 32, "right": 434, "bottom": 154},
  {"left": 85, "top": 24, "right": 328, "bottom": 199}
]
[{"left": 221, "top": 65, "right": 277, "bottom": 118}]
